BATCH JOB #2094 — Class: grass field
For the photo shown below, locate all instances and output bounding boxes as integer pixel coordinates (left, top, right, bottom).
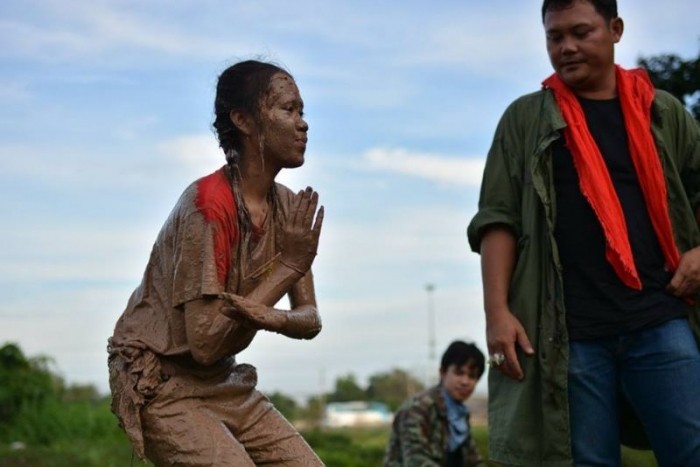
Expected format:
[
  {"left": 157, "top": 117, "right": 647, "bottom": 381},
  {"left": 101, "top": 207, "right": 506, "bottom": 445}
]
[{"left": 0, "top": 423, "right": 658, "bottom": 466}]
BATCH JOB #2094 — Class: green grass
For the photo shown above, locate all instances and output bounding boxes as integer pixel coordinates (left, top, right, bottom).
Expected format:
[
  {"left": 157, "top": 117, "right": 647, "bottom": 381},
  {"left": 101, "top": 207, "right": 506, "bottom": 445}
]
[
  {"left": 0, "top": 405, "right": 658, "bottom": 467},
  {"left": 302, "top": 424, "right": 657, "bottom": 467},
  {"left": 303, "top": 426, "right": 388, "bottom": 466}
]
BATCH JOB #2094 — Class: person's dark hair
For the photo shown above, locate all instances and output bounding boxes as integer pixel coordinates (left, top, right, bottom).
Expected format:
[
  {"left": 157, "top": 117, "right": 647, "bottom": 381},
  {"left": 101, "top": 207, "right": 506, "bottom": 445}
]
[
  {"left": 440, "top": 341, "right": 485, "bottom": 377},
  {"left": 212, "top": 60, "right": 292, "bottom": 163},
  {"left": 541, "top": 0, "right": 618, "bottom": 23}
]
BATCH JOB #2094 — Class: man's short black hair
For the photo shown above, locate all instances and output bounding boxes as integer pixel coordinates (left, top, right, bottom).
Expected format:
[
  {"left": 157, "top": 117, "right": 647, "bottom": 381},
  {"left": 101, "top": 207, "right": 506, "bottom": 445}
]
[
  {"left": 440, "top": 341, "right": 485, "bottom": 377},
  {"left": 541, "top": 0, "right": 618, "bottom": 23}
]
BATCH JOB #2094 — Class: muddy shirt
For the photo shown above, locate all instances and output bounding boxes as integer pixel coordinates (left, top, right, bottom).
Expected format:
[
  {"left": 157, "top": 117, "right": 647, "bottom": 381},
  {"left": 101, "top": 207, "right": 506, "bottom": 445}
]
[{"left": 111, "top": 164, "right": 296, "bottom": 357}]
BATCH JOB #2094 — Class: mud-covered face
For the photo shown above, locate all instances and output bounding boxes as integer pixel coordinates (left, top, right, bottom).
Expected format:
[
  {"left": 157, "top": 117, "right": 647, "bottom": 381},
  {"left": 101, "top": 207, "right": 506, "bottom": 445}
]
[
  {"left": 258, "top": 73, "right": 309, "bottom": 170},
  {"left": 544, "top": 0, "right": 622, "bottom": 98},
  {"left": 440, "top": 361, "right": 480, "bottom": 403}
]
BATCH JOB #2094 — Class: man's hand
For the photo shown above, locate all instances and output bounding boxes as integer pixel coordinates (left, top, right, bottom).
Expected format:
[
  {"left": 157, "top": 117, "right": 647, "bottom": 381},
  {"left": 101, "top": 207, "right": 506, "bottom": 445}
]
[
  {"left": 667, "top": 246, "right": 700, "bottom": 297},
  {"left": 486, "top": 308, "right": 534, "bottom": 381},
  {"left": 278, "top": 187, "right": 324, "bottom": 274}
]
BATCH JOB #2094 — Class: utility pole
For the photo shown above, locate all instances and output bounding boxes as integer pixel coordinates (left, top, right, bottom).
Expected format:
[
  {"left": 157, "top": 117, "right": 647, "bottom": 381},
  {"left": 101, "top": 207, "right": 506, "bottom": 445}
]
[{"left": 426, "top": 283, "right": 436, "bottom": 363}]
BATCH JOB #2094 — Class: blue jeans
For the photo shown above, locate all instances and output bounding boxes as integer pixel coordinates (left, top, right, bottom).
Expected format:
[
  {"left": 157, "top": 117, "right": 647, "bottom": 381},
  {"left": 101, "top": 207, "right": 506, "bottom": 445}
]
[{"left": 568, "top": 318, "right": 700, "bottom": 467}]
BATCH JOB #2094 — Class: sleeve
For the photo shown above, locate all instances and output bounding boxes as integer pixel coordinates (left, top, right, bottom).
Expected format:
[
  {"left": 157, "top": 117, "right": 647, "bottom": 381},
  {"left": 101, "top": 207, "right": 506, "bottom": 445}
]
[
  {"left": 392, "top": 406, "right": 442, "bottom": 467},
  {"left": 171, "top": 211, "right": 223, "bottom": 307},
  {"left": 467, "top": 104, "right": 525, "bottom": 253},
  {"left": 672, "top": 96, "right": 700, "bottom": 210}
]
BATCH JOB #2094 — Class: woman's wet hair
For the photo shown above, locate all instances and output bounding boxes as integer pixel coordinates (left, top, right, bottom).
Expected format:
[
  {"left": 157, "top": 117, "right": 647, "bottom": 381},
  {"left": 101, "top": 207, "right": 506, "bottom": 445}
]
[{"left": 212, "top": 60, "right": 292, "bottom": 163}]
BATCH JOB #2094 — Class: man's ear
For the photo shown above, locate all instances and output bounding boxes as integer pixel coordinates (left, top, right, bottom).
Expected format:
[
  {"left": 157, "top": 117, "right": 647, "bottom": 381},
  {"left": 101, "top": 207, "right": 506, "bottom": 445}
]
[
  {"left": 610, "top": 17, "right": 624, "bottom": 43},
  {"left": 229, "top": 110, "right": 255, "bottom": 137}
]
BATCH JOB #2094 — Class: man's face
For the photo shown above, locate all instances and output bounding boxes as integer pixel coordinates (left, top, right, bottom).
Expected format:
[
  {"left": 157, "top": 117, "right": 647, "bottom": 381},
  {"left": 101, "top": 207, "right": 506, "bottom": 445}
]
[
  {"left": 544, "top": 0, "right": 623, "bottom": 97},
  {"left": 440, "top": 362, "right": 480, "bottom": 403}
]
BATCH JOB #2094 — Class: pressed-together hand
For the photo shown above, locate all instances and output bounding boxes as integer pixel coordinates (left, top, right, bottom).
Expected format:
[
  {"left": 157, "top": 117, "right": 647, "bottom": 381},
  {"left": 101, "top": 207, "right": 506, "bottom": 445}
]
[
  {"left": 486, "top": 308, "right": 535, "bottom": 381},
  {"left": 667, "top": 246, "right": 700, "bottom": 297},
  {"left": 219, "top": 293, "right": 282, "bottom": 332},
  {"left": 278, "top": 187, "right": 324, "bottom": 275}
]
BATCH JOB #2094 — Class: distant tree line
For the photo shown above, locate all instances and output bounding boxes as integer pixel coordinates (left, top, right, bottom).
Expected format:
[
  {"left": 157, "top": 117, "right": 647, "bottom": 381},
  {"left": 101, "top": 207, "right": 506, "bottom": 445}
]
[
  {"left": 0, "top": 343, "right": 120, "bottom": 463},
  {"left": 0, "top": 343, "right": 104, "bottom": 438},
  {"left": 267, "top": 369, "right": 425, "bottom": 426},
  {"left": 638, "top": 48, "right": 700, "bottom": 123},
  {"left": 0, "top": 340, "right": 425, "bottom": 438}
]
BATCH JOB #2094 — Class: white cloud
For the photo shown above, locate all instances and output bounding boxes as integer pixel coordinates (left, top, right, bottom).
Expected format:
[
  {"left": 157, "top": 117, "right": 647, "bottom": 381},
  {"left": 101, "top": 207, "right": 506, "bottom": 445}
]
[
  {"left": 362, "top": 147, "right": 485, "bottom": 187},
  {"left": 0, "top": 224, "right": 153, "bottom": 283},
  {"left": 157, "top": 134, "right": 223, "bottom": 171},
  {"left": 0, "top": 2, "right": 241, "bottom": 64}
]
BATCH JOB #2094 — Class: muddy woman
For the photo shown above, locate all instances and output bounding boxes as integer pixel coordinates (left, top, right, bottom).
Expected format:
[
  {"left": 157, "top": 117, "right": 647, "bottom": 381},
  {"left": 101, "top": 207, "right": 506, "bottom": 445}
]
[{"left": 108, "top": 60, "right": 324, "bottom": 466}]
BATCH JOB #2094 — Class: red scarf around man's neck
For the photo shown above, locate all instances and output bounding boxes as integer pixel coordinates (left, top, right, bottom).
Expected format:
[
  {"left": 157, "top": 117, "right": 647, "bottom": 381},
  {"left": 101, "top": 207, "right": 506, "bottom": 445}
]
[{"left": 542, "top": 65, "right": 680, "bottom": 290}]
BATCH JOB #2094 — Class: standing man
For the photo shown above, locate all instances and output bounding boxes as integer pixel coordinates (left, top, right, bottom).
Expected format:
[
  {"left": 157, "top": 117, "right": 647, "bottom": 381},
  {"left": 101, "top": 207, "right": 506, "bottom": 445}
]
[
  {"left": 468, "top": 1, "right": 700, "bottom": 465},
  {"left": 383, "top": 341, "right": 486, "bottom": 467}
]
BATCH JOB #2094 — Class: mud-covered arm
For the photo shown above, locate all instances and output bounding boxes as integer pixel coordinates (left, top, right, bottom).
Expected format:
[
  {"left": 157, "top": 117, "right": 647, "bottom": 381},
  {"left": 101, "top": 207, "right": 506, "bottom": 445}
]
[
  {"left": 220, "top": 267, "right": 321, "bottom": 339},
  {"left": 218, "top": 187, "right": 323, "bottom": 338},
  {"left": 184, "top": 298, "right": 252, "bottom": 366},
  {"left": 183, "top": 187, "right": 323, "bottom": 364},
  {"left": 183, "top": 260, "right": 308, "bottom": 365}
]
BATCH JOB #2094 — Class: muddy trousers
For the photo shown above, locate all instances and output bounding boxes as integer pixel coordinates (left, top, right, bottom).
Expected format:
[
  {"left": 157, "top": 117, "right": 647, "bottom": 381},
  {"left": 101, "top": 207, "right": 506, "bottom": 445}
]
[{"left": 141, "top": 381, "right": 322, "bottom": 466}]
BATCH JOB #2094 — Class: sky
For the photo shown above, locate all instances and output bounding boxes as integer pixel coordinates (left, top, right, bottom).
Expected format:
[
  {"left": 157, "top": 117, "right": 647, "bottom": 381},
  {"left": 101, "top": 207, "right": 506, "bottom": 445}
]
[{"left": 1, "top": 0, "right": 699, "bottom": 402}]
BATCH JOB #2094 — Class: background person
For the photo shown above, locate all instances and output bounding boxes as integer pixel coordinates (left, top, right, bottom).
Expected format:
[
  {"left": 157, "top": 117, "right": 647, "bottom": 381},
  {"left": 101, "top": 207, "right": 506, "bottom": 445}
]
[
  {"left": 108, "top": 59, "right": 324, "bottom": 466},
  {"left": 383, "top": 340, "right": 486, "bottom": 467}
]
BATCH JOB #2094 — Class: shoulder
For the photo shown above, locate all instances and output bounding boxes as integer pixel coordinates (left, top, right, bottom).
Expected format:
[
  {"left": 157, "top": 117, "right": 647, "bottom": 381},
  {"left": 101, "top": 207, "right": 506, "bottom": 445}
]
[
  {"left": 396, "top": 387, "right": 441, "bottom": 418},
  {"left": 503, "top": 89, "right": 552, "bottom": 116},
  {"left": 182, "top": 166, "right": 240, "bottom": 232},
  {"left": 194, "top": 166, "right": 234, "bottom": 214},
  {"left": 493, "top": 89, "right": 559, "bottom": 141},
  {"left": 653, "top": 89, "right": 684, "bottom": 108},
  {"left": 653, "top": 89, "right": 693, "bottom": 122},
  {"left": 652, "top": 89, "right": 700, "bottom": 139}
]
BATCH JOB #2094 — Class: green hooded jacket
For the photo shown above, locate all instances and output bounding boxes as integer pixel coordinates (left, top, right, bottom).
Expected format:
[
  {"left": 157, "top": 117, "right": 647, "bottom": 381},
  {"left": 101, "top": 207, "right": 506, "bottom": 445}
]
[{"left": 467, "top": 88, "right": 700, "bottom": 466}]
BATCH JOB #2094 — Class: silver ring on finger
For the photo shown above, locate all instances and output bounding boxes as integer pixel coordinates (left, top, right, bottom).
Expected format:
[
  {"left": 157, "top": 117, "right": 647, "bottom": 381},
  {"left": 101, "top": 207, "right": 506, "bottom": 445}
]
[{"left": 487, "top": 352, "right": 506, "bottom": 368}]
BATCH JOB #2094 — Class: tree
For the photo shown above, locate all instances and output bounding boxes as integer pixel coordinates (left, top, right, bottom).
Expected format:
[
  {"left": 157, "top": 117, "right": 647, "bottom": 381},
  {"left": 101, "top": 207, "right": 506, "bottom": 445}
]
[
  {"left": 61, "top": 383, "right": 101, "bottom": 403},
  {"left": 0, "top": 343, "right": 62, "bottom": 428},
  {"left": 266, "top": 391, "right": 299, "bottom": 421},
  {"left": 638, "top": 50, "right": 700, "bottom": 122},
  {"left": 301, "top": 395, "right": 325, "bottom": 427},
  {"left": 325, "top": 373, "right": 366, "bottom": 403},
  {"left": 366, "top": 368, "right": 425, "bottom": 411}
]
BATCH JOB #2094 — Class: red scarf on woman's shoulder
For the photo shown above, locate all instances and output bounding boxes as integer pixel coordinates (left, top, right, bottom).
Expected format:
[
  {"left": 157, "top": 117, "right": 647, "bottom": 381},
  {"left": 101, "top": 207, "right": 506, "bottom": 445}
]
[{"left": 542, "top": 65, "right": 680, "bottom": 290}]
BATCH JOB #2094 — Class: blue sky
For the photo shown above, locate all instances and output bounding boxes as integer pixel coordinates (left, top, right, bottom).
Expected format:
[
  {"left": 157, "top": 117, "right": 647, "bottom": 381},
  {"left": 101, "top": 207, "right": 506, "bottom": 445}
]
[{"left": 1, "top": 0, "right": 699, "bottom": 401}]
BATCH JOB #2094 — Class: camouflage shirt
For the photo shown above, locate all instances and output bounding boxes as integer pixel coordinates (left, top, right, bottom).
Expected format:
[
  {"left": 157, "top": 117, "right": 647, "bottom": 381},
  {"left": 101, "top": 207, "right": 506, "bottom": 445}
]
[{"left": 383, "top": 385, "right": 484, "bottom": 467}]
